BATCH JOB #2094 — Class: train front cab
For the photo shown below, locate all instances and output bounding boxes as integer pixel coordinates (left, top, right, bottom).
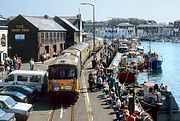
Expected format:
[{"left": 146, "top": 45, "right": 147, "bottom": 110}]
[{"left": 48, "top": 65, "right": 79, "bottom": 102}]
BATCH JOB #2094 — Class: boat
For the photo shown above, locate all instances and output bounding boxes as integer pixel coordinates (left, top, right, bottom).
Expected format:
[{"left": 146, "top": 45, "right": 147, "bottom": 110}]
[
  {"left": 117, "top": 66, "right": 139, "bottom": 84},
  {"left": 144, "top": 51, "right": 163, "bottom": 70},
  {"left": 120, "top": 51, "right": 144, "bottom": 70},
  {"left": 117, "top": 44, "right": 128, "bottom": 53},
  {"left": 137, "top": 82, "right": 180, "bottom": 121}
]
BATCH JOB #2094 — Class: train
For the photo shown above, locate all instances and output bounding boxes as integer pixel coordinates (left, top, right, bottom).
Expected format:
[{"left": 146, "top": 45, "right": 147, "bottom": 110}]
[{"left": 47, "top": 36, "right": 104, "bottom": 100}]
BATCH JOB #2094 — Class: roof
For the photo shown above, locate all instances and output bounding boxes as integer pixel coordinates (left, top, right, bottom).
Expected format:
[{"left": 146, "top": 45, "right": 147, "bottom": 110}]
[
  {"left": 23, "top": 15, "right": 66, "bottom": 31},
  {"left": 70, "top": 42, "right": 89, "bottom": 51},
  {"left": 59, "top": 17, "right": 79, "bottom": 31},
  {"left": 51, "top": 54, "right": 79, "bottom": 66},
  {"left": 0, "top": 26, "right": 8, "bottom": 30},
  {"left": 0, "top": 95, "right": 9, "bottom": 101},
  {"left": 60, "top": 15, "right": 79, "bottom": 24},
  {"left": 61, "top": 48, "right": 80, "bottom": 57},
  {"left": 9, "top": 70, "right": 46, "bottom": 76},
  {"left": 0, "top": 91, "right": 26, "bottom": 100},
  {"left": 117, "top": 22, "right": 134, "bottom": 27},
  {"left": 144, "top": 82, "right": 154, "bottom": 87},
  {"left": 137, "top": 24, "right": 164, "bottom": 28},
  {"left": 0, "top": 20, "right": 10, "bottom": 26}
]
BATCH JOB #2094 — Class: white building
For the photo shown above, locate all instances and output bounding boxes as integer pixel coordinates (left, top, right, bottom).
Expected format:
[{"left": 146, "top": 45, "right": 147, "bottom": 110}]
[
  {"left": 0, "top": 26, "right": 8, "bottom": 63},
  {"left": 116, "top": 23, "right": 136, "bottom": 39},
  {"left": 137, "top": 24, "right": 174, "bottom": 38},
  {"left": 98, "top": 22, "right": 135, "bottom": 40}
]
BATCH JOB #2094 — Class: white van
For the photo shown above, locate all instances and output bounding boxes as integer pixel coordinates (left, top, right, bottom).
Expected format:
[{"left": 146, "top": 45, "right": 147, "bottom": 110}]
[{"left": 0, "top": 70, "right": 47, "bottom": 93}]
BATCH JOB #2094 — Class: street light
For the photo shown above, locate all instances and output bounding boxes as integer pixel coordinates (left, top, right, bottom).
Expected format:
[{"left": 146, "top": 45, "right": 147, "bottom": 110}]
[
  {"left": 81, "top": 2, "right": 96, "bottom": 60},
  {"left": 107, "top": 17, "right": 114, "bottom": 41}
]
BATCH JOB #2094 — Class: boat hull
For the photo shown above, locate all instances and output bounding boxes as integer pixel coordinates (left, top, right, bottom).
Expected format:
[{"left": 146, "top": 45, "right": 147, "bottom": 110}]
[
  {"left": 117, "top": 72, "right": 136, "bottom": 84},
  {"left": 150, "top": 60, "right": 163, "bottom": 70}
]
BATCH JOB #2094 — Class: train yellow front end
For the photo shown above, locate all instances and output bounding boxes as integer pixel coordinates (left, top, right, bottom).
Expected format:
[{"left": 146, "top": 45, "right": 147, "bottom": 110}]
[{"left": 48, "top": 53, "right": 80, "bottom": 100}]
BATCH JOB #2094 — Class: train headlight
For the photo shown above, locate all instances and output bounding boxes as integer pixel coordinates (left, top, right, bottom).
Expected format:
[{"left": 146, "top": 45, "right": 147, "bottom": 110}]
[{"left": 61, "top": 86, "right": 64, "bottom": 90}]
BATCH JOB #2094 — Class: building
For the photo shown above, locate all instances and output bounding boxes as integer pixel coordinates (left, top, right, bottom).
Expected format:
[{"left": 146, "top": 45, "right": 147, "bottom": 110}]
[
  {"left": 116, "top": 23, "right": 136, "bottom": 39},
  {"left": 0, "top": 15, "right": 9, "bottom": 63},
  {"left": 174, "top": 20, "right": 180, "bottom": 36},
  {"left": 8, "top": 15, "right": 67, "bottom": 62},
  {"left": 61, "top": 14, "right": 83, "bottom": 42},
  {"left": 0, "top": 26, "right": 8, "bottom": 63},
  {"left": 137, "top": 24, "right": 174, "bottom": 39},
  {"left": 54, "top": 16, "right": 79, "bottom": 48}
]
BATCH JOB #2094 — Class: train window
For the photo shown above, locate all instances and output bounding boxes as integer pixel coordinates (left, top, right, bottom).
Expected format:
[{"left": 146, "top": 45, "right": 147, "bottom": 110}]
[
  {"left": 59, "top": 69, "right": 66, "bottom": 78},
  {"left": 67, "top": 69, "right": 76, "bottom": 78}
]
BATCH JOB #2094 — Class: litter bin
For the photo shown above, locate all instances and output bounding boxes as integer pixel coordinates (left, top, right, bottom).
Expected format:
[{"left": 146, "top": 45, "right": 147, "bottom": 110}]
[{"left": 92, "top": 60, "right": 96, "bottom": 69}]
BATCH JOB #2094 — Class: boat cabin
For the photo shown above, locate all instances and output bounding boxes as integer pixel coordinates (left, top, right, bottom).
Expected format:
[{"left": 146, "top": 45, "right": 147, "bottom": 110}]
[{"left": 143, "top": 82, "right": 161, "bottom": 103}]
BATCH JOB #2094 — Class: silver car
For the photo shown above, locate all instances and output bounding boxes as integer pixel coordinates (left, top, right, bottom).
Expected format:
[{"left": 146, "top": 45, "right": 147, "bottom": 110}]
[
  {"left": 0, "top": 95, "right": 33, "bottom": 120},
  {"left": 0, "top": 109, "right": 16, "bottom": 121}
]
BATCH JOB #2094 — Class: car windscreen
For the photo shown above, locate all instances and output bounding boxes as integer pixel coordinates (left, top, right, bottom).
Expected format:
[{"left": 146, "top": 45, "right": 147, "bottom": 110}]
[
  {"left": 15, "top": 92, "right": 26, "bottom": 100},
  {"left": 0, "top": 109, "right": 5, "bottom": 118},
  {"left": 22, "top": 86, "right": 33, "bottom": 93},
  {"left": 4, "top": 75, "right": 14, "bottom": 82},
  {"left": 5, "top": 97, "right": 16, "bottom": 107}
]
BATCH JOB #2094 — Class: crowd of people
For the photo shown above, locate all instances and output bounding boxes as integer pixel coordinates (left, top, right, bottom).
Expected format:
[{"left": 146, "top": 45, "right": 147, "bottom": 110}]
[
  {"left": 88, "top": 55, "right": 132, "bottom": 121},
  {"left": 88, "top": 49, "right": 153, "bottom": 121},
  {"left": 2, "top": 56, "right": 22, "bottom": 73}
]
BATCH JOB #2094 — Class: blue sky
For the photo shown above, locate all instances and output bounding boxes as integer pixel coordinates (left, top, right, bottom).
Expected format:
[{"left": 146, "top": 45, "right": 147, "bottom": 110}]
[{"left": 1, "top": 0, "right": 180, "bottom": 23}]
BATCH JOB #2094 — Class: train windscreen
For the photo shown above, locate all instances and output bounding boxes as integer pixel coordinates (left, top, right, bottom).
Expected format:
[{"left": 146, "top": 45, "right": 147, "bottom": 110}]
[{"left": 49, "top": 67, "right": 77, "bottom": 79}]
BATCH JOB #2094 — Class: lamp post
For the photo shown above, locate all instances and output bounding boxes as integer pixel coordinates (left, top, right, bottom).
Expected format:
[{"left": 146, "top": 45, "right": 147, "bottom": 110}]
[
  {"left": 81, "top": 2, "right": 96, "bottom": 59},
  {"left": 107, "top": 17, "right": 113, "bottom": 41}
]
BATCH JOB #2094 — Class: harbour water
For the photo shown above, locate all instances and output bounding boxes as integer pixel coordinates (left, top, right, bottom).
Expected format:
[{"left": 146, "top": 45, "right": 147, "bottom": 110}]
[{"left": 138, "top": 41, "right": 180, "bottom": 107}]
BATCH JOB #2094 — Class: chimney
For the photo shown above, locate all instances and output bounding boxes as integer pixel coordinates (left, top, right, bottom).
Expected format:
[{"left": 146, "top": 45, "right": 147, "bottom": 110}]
[{"left": 44, "top": 15, "right": 48, "bottom": 19}]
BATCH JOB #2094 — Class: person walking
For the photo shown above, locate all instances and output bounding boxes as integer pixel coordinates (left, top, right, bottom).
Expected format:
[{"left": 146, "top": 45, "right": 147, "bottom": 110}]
[
  {"left": 29, "top": 58, "right": 35, "bottom": 70},
  {"left": 97, "top": 75, "right": 103, "bottom": 91},
  {"left": 88, "top": 72, "right": 94, "bottom": 92}
]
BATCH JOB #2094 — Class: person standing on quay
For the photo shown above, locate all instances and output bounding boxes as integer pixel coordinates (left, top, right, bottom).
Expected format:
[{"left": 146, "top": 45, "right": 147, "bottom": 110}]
[{"left": 29, "top": 58, "right": 34, "bottom": 70}]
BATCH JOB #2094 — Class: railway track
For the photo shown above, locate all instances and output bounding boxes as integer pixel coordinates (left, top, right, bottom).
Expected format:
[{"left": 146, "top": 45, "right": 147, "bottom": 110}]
[{"left": 48, "top": 96, "right": 76, "bottom": 121}]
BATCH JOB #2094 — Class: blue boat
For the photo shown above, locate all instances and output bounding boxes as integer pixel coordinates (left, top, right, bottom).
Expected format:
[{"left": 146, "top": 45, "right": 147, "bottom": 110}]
[{"left": 144, "top": 52, "right": 163, "bottom": 70}]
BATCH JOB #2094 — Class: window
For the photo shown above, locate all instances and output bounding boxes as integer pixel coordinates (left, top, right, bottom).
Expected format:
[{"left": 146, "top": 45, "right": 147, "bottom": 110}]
[
  {"left": 30, "top": 75, "right": 41, "bottom": 82},
  {"left": 57, "top": 33, "right": 60, "bottom": 42},
  {"left": 60, "top": 33, "right": 62, "bottom": 42},
  {"left": 45, "top": 33, "right": 48, "bottom": 44},
  {"left": 67, "top": 69, "right": 76, "bottom": 78},
  {"left": 1, "top": 34, "right": 6, "bottom": 46},
  {"left": 54, "top": 33, "right": 57, "bottom": 43},
  {"left": 15, "top": 34, "right": 25, "bottom": 41},
  {"left": 17, "top": 75, "right": 27, "bottom": 82},
  {"left": 59, "top": 69, "right": 66, "bottom": 78},
  {"left": 50, "top": 33, "right": 52, "bottom": 43},
  {"left": 4, "top": 75, "right": 14, "bottom": 82},
  {"left": 41, "top": 33, "right": 44, "bottom": 43}
]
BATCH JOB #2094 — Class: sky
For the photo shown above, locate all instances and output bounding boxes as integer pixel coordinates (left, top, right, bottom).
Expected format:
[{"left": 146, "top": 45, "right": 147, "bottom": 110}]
[{"left": 1, "top": 0, "right": 180, "bottom": 24}]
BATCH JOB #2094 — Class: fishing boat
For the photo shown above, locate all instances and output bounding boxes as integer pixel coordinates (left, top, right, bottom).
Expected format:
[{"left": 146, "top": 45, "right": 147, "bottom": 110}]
[
  {"left": 117, "top": 67, "right": 139, "bottom": 84},
  {"left": 144, "top": 51, "right": 163, "bottom": 70},
  {"left": 137, "top": 82, "right": 180, "bottom": 121},
  {"left": 120, "top": 51, "right": 144, "bottom": 70},
  {"left": 118, "top": 44, "right": 128, "bottom": 53}
]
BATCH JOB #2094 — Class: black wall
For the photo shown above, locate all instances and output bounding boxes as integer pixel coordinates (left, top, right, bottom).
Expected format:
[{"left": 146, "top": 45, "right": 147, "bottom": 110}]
[{"left": 8, "top": 15, "right": 39, "bottom": 62}]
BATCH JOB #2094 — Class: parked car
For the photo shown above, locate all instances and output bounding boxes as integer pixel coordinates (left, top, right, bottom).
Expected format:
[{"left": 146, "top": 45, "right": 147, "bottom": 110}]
[
  {"left": 0, "top": 70, "right": 47, "bottom": 94},
  {"left": 0, "top": 95, "right": 33, "bottom": 120},
  {"left": 0, "top": 91, "right": 28, "bottom": 103},
  {"left": 0, "top": 109, "right": 16, "bottom": 121},
  {"left": 1, "top": 85, "right": 38, "bottom": 103}
]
